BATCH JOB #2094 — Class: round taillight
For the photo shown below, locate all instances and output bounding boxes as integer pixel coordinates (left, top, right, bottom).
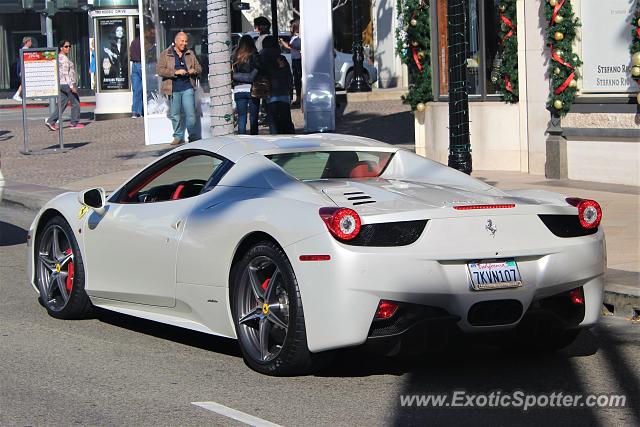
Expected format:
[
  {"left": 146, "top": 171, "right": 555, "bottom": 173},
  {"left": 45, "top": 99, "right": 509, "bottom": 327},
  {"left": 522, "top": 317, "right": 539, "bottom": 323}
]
[
  {"left": 567, "top": 198, "right": 602, "bottom": 229},
  {"left": 319, "top": 207, "right": 361, "bottom": 240}
]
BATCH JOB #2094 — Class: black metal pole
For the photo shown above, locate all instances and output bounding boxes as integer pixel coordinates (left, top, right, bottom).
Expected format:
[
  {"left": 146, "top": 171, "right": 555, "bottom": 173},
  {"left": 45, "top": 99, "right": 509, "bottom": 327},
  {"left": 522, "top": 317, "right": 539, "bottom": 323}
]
[
  {"left": 271, "top": 0, "right": 279, "bottom": 38},
  {"left": 347, "top": 0, "right": 371, "bottom": 92},
  {"left": 447, "top": 0, "right": 472, "bottom": 174}
]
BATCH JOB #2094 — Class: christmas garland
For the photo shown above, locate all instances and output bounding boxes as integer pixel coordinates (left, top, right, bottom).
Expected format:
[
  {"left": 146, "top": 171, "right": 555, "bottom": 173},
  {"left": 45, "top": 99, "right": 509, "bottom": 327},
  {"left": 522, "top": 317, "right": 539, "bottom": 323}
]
[
  {"left": 631, "top": 1, "right": 640, "bottom": 104},
  {"left": 493, "top": 0, "right": 518, "bottom": 103},
  {"left": 544, "top": 0, "right": 581, "bottom": 116},
  {"left": 395, "top": 0, "right": 432, "bottom": 112}
]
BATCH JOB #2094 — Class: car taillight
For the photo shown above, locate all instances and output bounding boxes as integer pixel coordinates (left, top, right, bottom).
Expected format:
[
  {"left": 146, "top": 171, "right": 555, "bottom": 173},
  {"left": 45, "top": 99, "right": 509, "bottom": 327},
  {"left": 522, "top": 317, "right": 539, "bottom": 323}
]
[
  {"left": 319, "top": 207, "right": 361, "bottom": 240},
  {"left": 375, "top": 300, "right": 399, "bottom": 319},
  {"left": 568, "top": 287, "right": 585, "bottom": 305},
  {"left": 566, "top": 198, "right": 602, "bottom": 229}
]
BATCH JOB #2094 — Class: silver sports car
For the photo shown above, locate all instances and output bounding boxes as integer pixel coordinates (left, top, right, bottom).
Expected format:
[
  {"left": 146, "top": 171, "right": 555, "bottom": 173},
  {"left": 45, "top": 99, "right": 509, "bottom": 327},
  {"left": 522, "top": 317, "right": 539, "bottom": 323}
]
[{"left": 27, "top": 134, "right": 605, "bottom": 375}]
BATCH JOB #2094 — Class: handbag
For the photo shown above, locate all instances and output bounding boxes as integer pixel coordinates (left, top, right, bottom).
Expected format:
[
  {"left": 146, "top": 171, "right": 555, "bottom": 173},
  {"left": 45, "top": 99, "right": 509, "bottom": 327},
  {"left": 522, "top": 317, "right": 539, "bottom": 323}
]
[{"left": 251, "top": 74, "right": 271, "bottom": 99}]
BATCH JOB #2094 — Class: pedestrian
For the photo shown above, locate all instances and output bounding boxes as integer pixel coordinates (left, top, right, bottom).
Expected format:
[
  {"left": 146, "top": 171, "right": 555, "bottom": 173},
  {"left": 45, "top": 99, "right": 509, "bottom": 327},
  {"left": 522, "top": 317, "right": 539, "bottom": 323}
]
[
  {"left": 232, "top": 35, "right": 260, "bottom": 135},
  {"left": 280, "top": 19, "right": 302, "bottom": 108},
  {"left": 253, "top": 16, "right": 271, "bottom": 53},
  {"left": 13, "top": 36, "right": 33, "bottom": 102},
  {"left": 45, "top": 39, "right": 84, "bottom": 130},
  {"left": 129, "top": 31, "right": 143, "bottom": 118},
  {"left": 259, "top": 36, "right": 294, "bottom": 134},
  {"left": 156, "top": 31, "right": 202, "bottom": 145}
]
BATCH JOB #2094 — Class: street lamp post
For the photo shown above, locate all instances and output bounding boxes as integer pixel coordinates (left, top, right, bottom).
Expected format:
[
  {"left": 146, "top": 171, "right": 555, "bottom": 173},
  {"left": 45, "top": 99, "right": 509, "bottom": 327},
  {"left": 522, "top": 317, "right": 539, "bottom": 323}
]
[
  {"left": 347, "top": 0, "right": 371, "bottom": 92},
  {"left": 447, "top": 0, "right": 472, "bottom": 174}
]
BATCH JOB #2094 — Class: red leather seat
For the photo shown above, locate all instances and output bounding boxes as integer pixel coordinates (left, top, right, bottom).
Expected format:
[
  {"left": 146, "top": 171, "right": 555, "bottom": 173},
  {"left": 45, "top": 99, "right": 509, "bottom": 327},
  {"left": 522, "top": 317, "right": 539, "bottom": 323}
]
[{"left": 350, "top": 161, "right": 379, "bottom": 178}]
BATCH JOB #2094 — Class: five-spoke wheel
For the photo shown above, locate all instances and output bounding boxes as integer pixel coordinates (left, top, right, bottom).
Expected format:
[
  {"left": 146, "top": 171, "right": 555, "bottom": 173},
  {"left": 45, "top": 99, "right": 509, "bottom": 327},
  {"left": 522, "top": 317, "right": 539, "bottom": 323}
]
[
  {"left": 36, "top": 216, "right": 92, "bottom": 319},
  {"left": 232, "top": 241, "right": 320, "bottom": 375}
]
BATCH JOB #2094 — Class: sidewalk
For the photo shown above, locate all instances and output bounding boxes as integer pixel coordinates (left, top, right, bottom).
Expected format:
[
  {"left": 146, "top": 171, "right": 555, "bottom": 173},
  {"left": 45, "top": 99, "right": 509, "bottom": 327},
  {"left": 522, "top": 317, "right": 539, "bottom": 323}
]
[{"left": 1, "top": 98, "right": 638, "bottom": 317}]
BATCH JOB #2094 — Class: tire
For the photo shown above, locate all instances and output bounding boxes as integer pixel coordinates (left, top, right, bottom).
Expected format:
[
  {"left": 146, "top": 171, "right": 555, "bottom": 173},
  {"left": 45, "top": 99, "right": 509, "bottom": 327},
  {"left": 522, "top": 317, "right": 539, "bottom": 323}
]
[
  {"left": 35, "top": 216, "right": 93, "bottom": 319},
  {"left": 230, "top": 241, "right": 320, "bottom": 376}
]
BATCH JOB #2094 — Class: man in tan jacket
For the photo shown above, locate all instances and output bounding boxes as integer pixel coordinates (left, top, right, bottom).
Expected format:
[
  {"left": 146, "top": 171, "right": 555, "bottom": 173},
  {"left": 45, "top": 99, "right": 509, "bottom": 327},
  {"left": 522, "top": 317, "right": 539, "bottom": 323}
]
[{"left": 156, "top": 32, "right": 202, "bottom": 145}]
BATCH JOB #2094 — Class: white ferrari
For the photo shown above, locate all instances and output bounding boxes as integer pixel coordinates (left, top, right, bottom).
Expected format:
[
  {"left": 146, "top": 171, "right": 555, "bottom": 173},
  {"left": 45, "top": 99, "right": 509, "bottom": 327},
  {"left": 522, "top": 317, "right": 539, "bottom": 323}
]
[{"left": 27, "top": 134, "right": 605, "bottom": 375}]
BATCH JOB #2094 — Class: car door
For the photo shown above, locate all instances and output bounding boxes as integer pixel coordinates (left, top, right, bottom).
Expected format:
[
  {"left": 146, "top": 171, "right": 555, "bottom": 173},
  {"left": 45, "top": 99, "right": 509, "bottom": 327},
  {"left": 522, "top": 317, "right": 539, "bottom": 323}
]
[{"left": 81, "top": 150, "right": 227, "bottom": 307}]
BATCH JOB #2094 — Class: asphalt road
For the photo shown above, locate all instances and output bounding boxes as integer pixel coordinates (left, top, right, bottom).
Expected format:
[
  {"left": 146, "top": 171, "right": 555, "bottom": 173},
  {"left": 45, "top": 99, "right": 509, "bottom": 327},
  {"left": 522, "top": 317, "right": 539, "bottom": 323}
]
[{"left": 1, "top": 201, "right": 638, "bottom": 426}]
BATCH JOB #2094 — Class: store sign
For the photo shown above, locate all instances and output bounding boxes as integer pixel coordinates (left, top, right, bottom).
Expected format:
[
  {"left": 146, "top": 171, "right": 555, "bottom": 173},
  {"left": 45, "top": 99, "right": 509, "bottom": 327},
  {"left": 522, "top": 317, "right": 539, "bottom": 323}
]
[
  {"left": 22, "top": 49, "right": 59, "bottom": 98},
  {"left": 581, "top": 0, "right": 637, "bottom": 93},
  {"left": 89, "top": 9, "right": 139, "bottom": 17},
  {"left": 98, "top": 17, "right": 130, "bottom": 90}
]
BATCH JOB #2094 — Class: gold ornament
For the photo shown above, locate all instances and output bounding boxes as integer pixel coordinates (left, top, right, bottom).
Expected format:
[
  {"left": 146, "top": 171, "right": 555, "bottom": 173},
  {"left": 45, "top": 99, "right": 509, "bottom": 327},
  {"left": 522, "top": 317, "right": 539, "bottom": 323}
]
[
  {"left": 554, "top": 49, "right": 563, "bottom": 57},
  {"left": 553, "top": 99, "right": 563, "bottom": 110},
  {"left": 417, "top": 51, "right": 426, "bottom": 60},
  {"left": 554, "top": 15, "right": 563, "bottom": 24},
  {"left": 569, "top": 79, "right": 577, "bottom": 88},
  {"left": 554, "top": 32, "right": 564, "bottom": 41},
  {"left": 631, "top": 66, "right": 640, "bottom": 77},
  {"left": 498, "top": 4, "right": 506, "bottom": 12},
  {"left": 416, "top": 102, "right": 426, "bottom": 112},
  {"left": 549, "top": 0, "right": 557, "bottom": 6},
  {"left": 637, "top": 17, "right": 640, "bottom": 27},
  {"left": 632, "top": 52, "right": 640, "bottom": 67},
  {"left": 411, "top": 40, "right": 419, "bottom": 47},
  {"left": 553, "top": 67, "right": 561, "bottom": 75},
  {"left": 410, "top": 18, "right": 418, "bottom": 27}
]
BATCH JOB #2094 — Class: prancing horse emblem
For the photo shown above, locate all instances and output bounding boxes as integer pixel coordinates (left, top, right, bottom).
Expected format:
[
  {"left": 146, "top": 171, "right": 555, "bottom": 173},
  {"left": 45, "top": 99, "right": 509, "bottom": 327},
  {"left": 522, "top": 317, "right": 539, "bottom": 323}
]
[{"left": 485, "top": 219, "right": 497, "bottom": 238}]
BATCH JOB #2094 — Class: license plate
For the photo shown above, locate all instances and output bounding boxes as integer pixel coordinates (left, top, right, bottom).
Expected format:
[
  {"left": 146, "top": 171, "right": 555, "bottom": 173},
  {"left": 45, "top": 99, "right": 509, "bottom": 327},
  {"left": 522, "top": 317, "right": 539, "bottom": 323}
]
[{"left": 467, "top": 259, "right": 522, "bottom": 291}]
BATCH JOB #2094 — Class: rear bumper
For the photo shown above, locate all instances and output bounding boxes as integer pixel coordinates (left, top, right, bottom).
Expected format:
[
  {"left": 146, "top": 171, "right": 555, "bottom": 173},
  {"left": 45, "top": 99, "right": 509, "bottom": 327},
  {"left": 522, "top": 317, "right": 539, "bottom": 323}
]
[{"left": 288, "top": 223, "right": 605, "bottom": 353}]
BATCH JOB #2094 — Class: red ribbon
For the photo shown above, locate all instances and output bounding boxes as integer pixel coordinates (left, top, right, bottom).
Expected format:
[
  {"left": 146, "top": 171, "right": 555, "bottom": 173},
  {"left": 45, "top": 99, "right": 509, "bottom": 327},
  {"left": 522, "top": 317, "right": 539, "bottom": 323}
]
[
  {"left": 554, "top": 71, "right": 575, "bottom": 95},
  {"left": 500, "top": 14, "right": 514, "bottom": 44},
  {"left": 504, "top": 75, "right": 514, "bottom": 93},
  {"left": 550, "top": 45, "right": 574, "bottom": 70},
  {"left": 550, "top": 0, "right": 566, "bottom": 25},
  {"left": 411, "top": 47, "right": 423, "bottom": 72}
]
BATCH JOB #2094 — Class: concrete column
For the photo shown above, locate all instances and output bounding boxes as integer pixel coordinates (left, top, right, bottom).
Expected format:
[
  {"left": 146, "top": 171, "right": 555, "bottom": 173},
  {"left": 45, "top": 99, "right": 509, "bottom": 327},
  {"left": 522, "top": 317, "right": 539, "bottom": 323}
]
[
  {"left": 545, "top": 115, "right": 568, "bottom": 179},
  {"left": 522, "top": 0, "right": 551, "bottom": 175}
]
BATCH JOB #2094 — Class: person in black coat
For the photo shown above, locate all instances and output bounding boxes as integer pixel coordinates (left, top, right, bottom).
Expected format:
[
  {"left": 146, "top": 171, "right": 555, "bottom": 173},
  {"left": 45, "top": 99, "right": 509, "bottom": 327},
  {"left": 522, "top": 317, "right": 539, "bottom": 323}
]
[{"left": 259, "top": 36, "right": 295, "bottom": 134}]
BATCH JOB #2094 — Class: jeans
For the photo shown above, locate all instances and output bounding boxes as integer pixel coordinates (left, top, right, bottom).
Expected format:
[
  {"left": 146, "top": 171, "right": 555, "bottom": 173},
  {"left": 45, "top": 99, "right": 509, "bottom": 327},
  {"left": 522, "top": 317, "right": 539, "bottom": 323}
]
[
  {"left": 47, "top": 84, "right": 80, "bottom": 126},
  {"left": 169, "top": 87, "right": 199, "bottom": 142},
  {"left": 234, "top": 91, "right": 260, "bottom": 135},
  {"left": 131, "top": 62, "right": 143, "bottom": 115},
  {"left": 292, "top": 58, "right": 302, "bottom": 102}
]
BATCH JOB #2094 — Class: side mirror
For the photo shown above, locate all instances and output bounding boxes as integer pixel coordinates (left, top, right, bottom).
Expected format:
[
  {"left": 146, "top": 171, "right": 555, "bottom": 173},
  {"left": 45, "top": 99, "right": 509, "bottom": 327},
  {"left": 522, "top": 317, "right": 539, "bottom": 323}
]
[{"left": 78, "top": 188, "right": 107, "bottom": 216}]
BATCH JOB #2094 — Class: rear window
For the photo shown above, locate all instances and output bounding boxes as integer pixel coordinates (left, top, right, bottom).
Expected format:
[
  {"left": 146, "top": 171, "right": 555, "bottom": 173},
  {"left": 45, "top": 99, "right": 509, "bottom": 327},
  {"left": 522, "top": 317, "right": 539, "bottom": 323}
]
[{"left": 266, "top": 151, "right": 393, "bottom": 180}]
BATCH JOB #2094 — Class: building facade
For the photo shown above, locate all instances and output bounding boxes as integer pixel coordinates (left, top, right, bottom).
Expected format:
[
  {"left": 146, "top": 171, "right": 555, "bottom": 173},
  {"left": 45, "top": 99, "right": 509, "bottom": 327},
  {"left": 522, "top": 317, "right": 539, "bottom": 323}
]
[{"left": 414, "top": 0, "right": 639, "bottom": 186}]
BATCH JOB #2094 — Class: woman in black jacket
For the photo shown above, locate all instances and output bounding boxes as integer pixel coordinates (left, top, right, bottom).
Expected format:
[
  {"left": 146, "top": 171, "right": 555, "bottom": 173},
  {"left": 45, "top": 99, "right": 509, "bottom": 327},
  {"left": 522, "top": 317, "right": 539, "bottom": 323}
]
[
  {"left": 259, "top": 36, "right": 295, "bottom": 134},
  {"left": 232, "top": 35, "right": 260, "bottom": 134}
]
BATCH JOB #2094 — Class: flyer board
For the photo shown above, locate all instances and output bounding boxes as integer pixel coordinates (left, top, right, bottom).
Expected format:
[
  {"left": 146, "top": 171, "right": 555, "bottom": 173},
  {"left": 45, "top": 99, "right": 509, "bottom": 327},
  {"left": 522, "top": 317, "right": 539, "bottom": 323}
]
[
  {"left": 98, "top": 17, "right": 130, "bottom": 91},
  {"left": 22, "top": 49, "right": 59, "bottom": 98}
]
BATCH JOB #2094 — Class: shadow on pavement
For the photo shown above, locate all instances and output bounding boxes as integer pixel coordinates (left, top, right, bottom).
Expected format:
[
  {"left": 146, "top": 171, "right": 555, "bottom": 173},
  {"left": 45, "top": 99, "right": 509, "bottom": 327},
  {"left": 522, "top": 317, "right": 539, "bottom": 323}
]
[
  {"left": 44, "top": 142, "right": 90, "bottom": 150},
  {"left": 0, "top": 130, "right": 12, "bottom": 141},
  {"left": 0, "top": 221, "right": 28, "bottom": 246},
  {"left": 94, "top": 307, "right": 242, "bottom": 358}
]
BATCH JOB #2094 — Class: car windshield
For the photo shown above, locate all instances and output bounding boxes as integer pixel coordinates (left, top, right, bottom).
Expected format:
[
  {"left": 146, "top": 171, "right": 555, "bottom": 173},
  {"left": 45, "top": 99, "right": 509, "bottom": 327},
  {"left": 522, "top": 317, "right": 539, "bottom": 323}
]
[{"left": 266, "top": 151, "right": 393, "bottom": 180}]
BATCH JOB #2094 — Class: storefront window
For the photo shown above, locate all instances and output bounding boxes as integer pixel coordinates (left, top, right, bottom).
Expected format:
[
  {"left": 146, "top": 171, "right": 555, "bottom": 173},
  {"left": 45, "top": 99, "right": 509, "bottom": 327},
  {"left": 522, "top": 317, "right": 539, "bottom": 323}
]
[
  {"left": 434, "top": 0, "right": 502, "bottom": 100},
  {"left": 141, "top": 0, "right": 209, "bottom": 115}
]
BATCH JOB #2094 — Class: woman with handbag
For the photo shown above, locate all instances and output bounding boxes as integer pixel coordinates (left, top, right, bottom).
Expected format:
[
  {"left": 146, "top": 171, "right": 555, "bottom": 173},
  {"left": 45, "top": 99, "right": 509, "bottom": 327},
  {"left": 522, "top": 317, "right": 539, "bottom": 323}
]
[
  {"left": 258, "top": 36, "right": 295, "bottom": 134},
  {"left": 232, "top": 35, "right": 261, "bottom": 135}
]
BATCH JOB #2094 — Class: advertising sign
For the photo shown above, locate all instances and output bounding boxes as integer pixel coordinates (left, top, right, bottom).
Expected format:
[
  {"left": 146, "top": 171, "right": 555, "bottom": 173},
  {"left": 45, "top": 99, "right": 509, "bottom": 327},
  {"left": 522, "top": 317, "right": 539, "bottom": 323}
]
[
  {"left": 22, "top": 49, "right": 58, "bottom": 98},
  {"left": 98, "top": 17, "right": 129, "bottom": 91},
  {"left": 581, "top": 0, "right": 638, "bottom": 93}
]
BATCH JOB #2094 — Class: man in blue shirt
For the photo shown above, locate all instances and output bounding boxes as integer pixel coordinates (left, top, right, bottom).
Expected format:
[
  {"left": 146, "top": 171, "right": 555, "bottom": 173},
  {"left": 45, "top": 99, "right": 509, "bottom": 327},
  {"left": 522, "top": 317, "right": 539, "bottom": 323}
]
[{"left": 156, "top": 32, "right": 202, "bottom": 145}]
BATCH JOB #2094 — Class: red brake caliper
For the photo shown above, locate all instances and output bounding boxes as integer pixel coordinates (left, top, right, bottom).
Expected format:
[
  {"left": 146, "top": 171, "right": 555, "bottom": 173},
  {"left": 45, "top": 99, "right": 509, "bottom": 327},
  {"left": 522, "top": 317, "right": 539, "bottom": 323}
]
[
  {"left": 261, "top": 278, "right": 270, "bottom": 291},
  {"left": 65, "top": 248, "right": 74, "bottom": 293}
]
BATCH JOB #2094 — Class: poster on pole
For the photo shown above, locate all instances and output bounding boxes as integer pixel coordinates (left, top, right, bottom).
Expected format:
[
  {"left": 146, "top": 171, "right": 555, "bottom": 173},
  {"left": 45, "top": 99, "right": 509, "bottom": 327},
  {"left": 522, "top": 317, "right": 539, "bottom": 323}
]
[
  {"left": 22, "top": 49, "right": 59, "bottom": 98},
  {"left": 98, "top": 17, "right": 130, "bottom": 91}
]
